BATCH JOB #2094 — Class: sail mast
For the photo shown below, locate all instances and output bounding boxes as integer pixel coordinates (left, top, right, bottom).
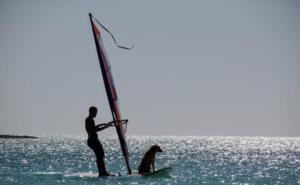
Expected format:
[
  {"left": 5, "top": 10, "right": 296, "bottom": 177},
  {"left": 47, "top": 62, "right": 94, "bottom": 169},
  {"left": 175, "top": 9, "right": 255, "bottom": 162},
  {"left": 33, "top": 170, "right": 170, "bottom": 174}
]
[{"left": 89, "top": 13, "right": 132, "bottom": 175}]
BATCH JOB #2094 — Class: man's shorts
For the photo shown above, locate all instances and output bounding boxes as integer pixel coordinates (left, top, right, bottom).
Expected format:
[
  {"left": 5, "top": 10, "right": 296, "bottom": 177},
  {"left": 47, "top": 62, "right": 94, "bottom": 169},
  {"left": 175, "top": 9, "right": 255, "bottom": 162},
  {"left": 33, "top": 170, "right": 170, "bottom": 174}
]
[{"left": 87, "top": 138, "right": 105, "bottom": 158}]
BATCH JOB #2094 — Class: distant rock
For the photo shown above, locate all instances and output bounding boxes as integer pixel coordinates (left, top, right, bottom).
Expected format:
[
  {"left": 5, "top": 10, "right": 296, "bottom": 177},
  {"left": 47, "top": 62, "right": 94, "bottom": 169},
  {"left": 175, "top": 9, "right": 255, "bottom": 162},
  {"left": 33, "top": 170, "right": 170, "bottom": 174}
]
[{"left": 0, "top": 135, "right": 38, "bottom": 139}]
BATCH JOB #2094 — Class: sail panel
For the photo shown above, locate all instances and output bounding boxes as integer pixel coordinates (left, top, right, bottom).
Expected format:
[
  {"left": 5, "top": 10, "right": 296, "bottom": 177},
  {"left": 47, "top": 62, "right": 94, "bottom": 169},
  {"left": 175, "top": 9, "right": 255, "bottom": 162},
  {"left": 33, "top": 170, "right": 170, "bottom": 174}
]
[{"left": 89, "top": 15, "right": 131, "bottom": 174}]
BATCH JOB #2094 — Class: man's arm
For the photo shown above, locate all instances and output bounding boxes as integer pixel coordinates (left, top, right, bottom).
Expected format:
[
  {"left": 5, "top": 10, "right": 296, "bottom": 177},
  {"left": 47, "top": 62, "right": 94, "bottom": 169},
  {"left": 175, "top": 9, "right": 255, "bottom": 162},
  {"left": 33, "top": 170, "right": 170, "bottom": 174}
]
[{"left": 96, "top": 122, "right": 113, "bottom": 131}]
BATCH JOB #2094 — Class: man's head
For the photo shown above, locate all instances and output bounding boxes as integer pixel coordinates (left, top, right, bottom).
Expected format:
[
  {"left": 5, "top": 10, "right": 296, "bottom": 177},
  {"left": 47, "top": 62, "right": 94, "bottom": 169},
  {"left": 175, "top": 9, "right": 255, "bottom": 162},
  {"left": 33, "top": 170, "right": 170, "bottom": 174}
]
[{"left": 89, "top": 106, "right": 98, "bottom": 117}]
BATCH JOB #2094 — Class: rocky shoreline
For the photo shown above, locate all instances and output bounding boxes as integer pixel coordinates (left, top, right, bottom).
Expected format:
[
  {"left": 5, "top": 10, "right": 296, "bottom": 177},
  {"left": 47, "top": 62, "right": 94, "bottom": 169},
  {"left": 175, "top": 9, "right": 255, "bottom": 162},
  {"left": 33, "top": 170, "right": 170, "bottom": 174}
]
[{"left": 0, "top": 135, "right": 38, "bottom": 139}]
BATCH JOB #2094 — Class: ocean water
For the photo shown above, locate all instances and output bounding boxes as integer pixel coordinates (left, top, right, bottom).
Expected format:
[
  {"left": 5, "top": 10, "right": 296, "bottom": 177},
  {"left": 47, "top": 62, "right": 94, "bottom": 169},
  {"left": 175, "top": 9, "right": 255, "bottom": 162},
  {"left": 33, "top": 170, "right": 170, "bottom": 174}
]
[{"left": 0, "top": 136, "right": 299, "bottom": 185}]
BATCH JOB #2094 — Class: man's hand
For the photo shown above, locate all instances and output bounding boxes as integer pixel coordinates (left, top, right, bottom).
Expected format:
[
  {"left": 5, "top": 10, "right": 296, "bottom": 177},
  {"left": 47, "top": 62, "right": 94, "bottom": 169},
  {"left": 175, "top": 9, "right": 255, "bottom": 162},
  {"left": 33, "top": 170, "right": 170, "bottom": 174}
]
[
  {"left": 106, "top": 119, "right": 128, "bottom": 127},
  {"left": 97, "top": 119, "right": 128, "bottom": 130},
  {"left": 96, "top": 123, "right": 106, "bottom": 128},
  {"left": 106, "top": 121, "right": 116, "bottom": 127}
]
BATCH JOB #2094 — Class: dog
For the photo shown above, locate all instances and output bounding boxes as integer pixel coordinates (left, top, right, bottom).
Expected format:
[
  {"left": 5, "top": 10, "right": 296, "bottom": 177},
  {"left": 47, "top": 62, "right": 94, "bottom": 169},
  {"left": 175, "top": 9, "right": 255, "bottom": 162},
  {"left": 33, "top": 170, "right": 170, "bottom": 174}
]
[{"left": 138, "top": 144, "right": 163, "bottom": 174}]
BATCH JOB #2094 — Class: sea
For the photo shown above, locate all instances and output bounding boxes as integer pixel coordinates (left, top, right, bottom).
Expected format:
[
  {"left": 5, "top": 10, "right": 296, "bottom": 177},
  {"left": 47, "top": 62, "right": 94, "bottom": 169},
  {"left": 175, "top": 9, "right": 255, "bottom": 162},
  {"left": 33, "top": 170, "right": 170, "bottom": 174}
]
[{"left": 1, "top": 136, "right": 299, "bottom": 185}]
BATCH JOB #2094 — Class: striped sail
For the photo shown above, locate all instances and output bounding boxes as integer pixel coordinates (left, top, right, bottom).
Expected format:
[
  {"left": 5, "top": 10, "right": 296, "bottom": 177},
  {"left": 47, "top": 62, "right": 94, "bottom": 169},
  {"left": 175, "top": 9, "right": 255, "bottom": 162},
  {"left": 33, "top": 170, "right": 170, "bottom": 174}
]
[{"left": 89, "top": 13, "right": 131, "bottom": 174}]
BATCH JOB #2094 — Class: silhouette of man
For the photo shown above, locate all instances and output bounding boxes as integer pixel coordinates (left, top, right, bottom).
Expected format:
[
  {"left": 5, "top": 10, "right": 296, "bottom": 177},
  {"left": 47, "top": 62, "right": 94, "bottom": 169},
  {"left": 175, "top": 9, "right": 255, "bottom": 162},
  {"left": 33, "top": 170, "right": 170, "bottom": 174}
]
[{"left": 85, "top": 106, "right": 113, "bottom": 176}]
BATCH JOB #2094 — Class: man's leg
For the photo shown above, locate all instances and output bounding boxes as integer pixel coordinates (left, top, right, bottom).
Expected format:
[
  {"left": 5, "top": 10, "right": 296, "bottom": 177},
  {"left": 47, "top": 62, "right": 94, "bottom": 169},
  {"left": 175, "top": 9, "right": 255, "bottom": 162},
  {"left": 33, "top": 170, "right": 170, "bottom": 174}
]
[
  {"left": 88, "top": 139, "right": 109, "bottom": 176},
  {"left": 94, "top": 144, "right": 109, "bottom": 176},
  {"left": 96, "top": 156, "right": 109, "bottom": 176}
]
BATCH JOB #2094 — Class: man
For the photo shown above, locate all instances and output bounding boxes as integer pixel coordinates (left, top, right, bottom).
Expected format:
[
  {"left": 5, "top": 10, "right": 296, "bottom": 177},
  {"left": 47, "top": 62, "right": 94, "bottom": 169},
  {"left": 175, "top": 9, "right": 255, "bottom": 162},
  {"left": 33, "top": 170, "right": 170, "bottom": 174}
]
[{"left": 85, "top": 106, "right": 114, "bottom": 176}]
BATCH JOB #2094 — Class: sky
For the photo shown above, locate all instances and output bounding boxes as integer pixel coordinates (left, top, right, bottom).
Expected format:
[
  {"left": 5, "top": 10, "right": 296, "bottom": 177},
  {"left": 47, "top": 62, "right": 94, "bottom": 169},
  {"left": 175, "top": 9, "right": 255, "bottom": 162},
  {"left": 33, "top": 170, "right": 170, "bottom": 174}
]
[{"left": 0, "top": 0, "right": 299, "bottom": 136}]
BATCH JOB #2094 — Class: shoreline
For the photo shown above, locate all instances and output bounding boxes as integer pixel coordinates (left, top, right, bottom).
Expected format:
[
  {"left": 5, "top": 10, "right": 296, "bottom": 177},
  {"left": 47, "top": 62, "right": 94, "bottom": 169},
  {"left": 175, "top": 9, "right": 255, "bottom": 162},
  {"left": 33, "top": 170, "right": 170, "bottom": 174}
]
[{"left": 0, "top": 135, "right": 38, "bottom": 139}]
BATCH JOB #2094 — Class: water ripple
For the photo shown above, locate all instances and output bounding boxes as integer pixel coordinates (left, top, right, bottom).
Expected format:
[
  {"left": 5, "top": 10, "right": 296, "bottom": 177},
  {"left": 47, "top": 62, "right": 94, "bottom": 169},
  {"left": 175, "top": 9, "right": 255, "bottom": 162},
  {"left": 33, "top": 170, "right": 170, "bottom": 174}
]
[{"left": 0, "top": 136, "right": 299, "bottom": 184}]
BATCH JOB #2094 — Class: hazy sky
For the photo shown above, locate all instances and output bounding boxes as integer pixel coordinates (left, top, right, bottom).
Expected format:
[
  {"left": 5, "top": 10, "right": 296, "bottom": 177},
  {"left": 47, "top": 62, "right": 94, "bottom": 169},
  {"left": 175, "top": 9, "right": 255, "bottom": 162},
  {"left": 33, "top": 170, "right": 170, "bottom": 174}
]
[{"left": 0, "top": 0, "right": 299, "bottom": 136}]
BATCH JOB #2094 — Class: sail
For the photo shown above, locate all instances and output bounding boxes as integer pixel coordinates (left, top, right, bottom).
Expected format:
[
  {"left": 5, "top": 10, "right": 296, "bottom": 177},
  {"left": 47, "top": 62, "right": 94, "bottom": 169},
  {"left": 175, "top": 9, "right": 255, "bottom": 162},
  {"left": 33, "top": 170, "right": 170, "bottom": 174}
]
[{"left": 89, "top": 13, "right": 132, "bottom": 174}]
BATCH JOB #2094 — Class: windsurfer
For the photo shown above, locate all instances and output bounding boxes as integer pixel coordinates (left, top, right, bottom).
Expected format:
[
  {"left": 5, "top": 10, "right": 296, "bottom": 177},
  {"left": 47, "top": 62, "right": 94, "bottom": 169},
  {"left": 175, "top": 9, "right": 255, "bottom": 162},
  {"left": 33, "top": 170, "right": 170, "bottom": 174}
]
[{"left": 85, "top": 106, "right": 114, "bottom": 176}]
